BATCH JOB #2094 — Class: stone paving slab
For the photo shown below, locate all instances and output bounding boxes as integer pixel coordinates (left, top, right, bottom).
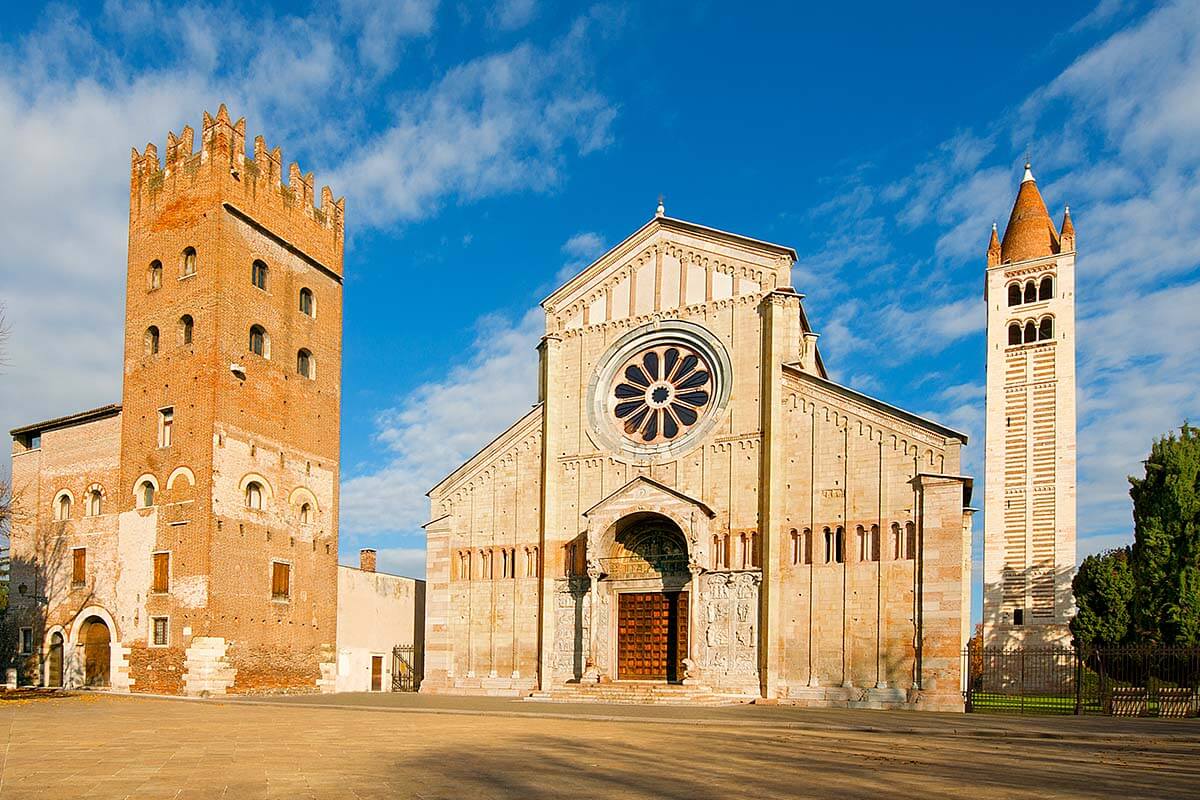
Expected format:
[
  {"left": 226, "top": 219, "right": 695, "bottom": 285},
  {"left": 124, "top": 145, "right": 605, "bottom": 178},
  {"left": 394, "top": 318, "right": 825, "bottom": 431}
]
[{"left": 0, "top": 693, "right": 1196, "bottom": 799}]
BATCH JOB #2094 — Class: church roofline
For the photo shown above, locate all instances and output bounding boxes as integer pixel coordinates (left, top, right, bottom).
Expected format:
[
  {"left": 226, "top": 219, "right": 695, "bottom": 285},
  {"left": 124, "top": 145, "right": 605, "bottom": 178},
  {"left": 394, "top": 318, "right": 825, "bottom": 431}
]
[
  {"left": 783, "top": 367, "right": 968, "bottom": 444},
  {"left": 10, "top": 403, "right": 122, "bottom": 438},
  {"left": 542, "top": 214, "right": 798, "bottom": 309},
  {"left": 426, "top": 403, "right": 544, "bottom": 498}
]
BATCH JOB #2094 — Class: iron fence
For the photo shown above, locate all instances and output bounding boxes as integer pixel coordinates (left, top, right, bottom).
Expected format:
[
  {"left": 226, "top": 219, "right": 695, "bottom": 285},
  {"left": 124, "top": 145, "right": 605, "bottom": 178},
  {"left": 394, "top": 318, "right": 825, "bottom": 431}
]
[
  {"left": 392, "top": 645, "right": 419, "bottom": 692},
  {"left": 964, "top": 644, "right": 1200, "bottom": 716}
]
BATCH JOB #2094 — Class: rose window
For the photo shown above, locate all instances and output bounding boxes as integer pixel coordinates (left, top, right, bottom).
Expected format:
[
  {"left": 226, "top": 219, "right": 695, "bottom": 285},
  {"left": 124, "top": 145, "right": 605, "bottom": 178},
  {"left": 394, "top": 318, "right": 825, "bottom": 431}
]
[{"left": 612, "top": 345, "right": 712, "bottom": 444}]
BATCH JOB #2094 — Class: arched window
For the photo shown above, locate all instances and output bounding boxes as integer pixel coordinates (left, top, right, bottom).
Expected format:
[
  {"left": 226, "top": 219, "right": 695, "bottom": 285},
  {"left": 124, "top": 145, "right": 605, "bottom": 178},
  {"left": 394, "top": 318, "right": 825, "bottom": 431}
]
[
  {"left": 181, "top": 247, "right": 196, "bottom": 277},
  {"left": 1024, "top": 321, "right": 1037, "bottom": 344},
  {"left": 245, "top": 481, "right": 264, "bottom": 510},
  {"left": 905, "top": 522, "right": 917, "bottom": 560},
  {"left": 1023, "top": 281, "right": 1037, "bottom": 304},
  {"left": 299, "top": 502, "right": 312, "bottom": 524},
  {"left": 531, "top": 546, "right": 539, "bottom": 577},
  {"left": 251, "top": 259, "right": 268, "bottom": 290},
  {"left": 87, "top": 488, "right": 103, "bottom": 517},
  {"left": 140, "top": 480, "right": 155, "bottom": 508},
  {"left": 299, "top": 288, "right": 314, "bottom": 317},
  {"left": 180, "top": 314, "right": 194, "bottom": 345},
  {"left": 858, "top": 525, "right": 878, "bottom": 562},
  {"left": 149, "top": 260, "right": 163, "bottom": 290},
  {"left": 1039, "top": 316, "right": 1054, "bottom": 341},
  {"left": 145, "top": 326, "right": 160, "bottom": 355},
  {"left": 711, "top": 534, "right": 722, "bottom": 569},
  {"left": 55, "top": 493, "right": 72, "bottom": 521},
  {"left": 823, "top": 526, "right": 844, "bottom": 564},
  {"left": 1039, "top": 276, "right": 1054, "bottom": 301},
  {"left": 737, "top": 534, "right": 748, "bottom": 569},
  {"left": 249, "top": 325, "right": 268, "bottom": 357},
  {"left": 1008, "top": 323, "right": 1022, "bottom": 346},
  {"left": 1007, "top": 283, "right": 1021, "bottom": 306},
  {"left": 297, "top": 349, "right": 314, "bottom": 379},
  {"left": 892, "top": 522, "right": 903, "bottom": 559}
]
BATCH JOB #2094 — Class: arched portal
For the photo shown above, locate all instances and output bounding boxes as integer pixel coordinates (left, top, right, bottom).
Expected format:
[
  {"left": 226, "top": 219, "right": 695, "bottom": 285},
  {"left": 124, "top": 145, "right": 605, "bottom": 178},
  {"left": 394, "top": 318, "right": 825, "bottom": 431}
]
[
  {"left": 47, "top": 631, "right": 64, "bottom": 688},
  {"left": 604, "top": 513, "right": 691, "bottom": 683},
  {"left": 80, "top": 616, "right": 111, "bottom": 687}
]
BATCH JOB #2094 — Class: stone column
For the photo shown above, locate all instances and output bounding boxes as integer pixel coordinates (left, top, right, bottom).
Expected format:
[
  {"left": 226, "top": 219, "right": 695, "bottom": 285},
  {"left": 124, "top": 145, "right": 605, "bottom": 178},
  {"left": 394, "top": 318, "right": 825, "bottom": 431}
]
[
  {"left": 536, "top": 333, "right": 563, "bottom": 692},
  {"left": 684, "top": 563, "right": 703, "bottom": 684},
  {"left": 757, "top": 290, "right": 801, "bottom": 698},
  {"left": 582, "top": 565, "right": 602, "bottom": 683}
]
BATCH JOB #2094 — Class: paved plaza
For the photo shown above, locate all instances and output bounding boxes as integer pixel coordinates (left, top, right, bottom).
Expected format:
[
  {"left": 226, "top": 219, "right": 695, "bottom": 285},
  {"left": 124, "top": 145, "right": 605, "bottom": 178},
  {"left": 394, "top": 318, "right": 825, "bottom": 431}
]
[{"left": 0, "top": 693, "right": 1197, "bottom": 799}]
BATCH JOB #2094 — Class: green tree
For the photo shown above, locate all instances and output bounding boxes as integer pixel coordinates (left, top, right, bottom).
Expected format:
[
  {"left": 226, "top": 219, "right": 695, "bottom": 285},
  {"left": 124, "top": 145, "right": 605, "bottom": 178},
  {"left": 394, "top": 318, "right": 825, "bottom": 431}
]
[
  {"left": 1128, "top": 424, "right": 1200, "bottom": 645},
  {"left": 1070, "top": 547, "right": 1133, "bottom": 646}
]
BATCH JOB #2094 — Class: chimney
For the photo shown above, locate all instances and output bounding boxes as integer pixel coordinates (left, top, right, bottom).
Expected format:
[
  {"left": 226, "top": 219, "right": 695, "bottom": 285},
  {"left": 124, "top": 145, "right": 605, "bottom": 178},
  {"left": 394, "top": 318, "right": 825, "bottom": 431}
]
[{"left": 360, "top": 548, "right": 377, "bottom": 573}]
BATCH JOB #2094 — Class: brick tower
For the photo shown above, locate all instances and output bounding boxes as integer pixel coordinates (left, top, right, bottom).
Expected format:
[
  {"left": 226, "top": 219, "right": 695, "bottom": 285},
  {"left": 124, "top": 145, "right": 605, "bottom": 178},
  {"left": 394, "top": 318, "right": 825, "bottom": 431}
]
[
  {"left": 122, "top": 105, "right": 345, "bottom": 691},
  {"left": 982, "top": 163, "right": 1076, "bottom": 646}
]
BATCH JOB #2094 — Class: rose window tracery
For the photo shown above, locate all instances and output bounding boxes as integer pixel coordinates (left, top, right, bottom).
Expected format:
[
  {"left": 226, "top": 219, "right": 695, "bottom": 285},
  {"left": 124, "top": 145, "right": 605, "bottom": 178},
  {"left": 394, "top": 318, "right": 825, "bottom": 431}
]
[{"left": 612, "top": 345, "right": 712, "bottom": 444}]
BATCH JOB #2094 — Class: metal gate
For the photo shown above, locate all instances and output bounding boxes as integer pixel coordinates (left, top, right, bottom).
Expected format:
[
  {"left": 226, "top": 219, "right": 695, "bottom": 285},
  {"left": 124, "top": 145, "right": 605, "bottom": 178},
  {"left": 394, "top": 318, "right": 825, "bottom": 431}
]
[{"left": 392, "top": 645, "right": 418, "bottom": 692}]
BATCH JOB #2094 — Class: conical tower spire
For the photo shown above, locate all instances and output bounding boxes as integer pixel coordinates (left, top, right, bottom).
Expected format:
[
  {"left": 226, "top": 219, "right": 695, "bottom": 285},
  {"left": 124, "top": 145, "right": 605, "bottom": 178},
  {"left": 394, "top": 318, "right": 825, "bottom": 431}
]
[
  {"left": 1060, "top": 205, "right": 1075, "bottom": 251},
  {"left": 987, "top": 221, "right": 1002, "bottom": 267},
  {"left": 999, "top": 162, "right": 1060, "bottom": 264}
]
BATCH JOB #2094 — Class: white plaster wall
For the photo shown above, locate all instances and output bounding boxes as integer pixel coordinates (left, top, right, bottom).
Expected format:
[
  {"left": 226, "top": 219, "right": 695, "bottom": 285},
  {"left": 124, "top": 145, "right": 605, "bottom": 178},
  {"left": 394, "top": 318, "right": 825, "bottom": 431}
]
[{"left": 335, "top": 566, "right": 423, "bottom": 692}]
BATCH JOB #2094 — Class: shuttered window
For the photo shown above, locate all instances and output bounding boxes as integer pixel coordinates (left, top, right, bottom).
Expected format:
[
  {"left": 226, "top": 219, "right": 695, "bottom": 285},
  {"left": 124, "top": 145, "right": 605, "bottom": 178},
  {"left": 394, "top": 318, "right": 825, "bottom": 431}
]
[
  {"left": 152, "top": 552, "right": 170, "bottom": 593},
  {"left": 72, "top": 548, "right": 86, "bottom": 586},
  {"left": 271, "top": 562, "right": 290, "bottom": 600}
]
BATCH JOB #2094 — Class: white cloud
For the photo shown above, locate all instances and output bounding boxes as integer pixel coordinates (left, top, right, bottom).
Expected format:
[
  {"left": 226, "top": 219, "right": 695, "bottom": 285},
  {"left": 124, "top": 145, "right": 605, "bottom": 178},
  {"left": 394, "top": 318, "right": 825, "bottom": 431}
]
[
  {"left": 330, "top": 19, "right": 616, "bottom": 227},
  {"left": 339, "top": 309, "right": 542, "bottom": 537},
  {"left": 554, "top": 230, "right": 606, "bottom": 284},
  {"left": 490, "top": 0, "right": 538, "bottom": 30}
]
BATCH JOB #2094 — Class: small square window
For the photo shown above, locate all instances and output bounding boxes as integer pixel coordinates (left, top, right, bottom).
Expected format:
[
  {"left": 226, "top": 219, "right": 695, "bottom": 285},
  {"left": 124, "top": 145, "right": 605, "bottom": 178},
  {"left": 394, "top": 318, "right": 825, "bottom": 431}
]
[
  {"left": 152, "top": 616, "right": 169, "bottom": 647},
  {"left": 18, "top": 628, "right": 32, "bottom": 655}
]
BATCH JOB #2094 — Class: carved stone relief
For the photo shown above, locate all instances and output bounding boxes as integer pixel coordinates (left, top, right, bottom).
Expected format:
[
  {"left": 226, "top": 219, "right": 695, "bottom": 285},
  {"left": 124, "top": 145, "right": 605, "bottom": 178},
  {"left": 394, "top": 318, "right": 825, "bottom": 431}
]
[
  {"left": 699, "top": 570, "right": 760, "bottom": 683},
  {"left": 550, "top": 577, "right": 589, "bottom": 681}
]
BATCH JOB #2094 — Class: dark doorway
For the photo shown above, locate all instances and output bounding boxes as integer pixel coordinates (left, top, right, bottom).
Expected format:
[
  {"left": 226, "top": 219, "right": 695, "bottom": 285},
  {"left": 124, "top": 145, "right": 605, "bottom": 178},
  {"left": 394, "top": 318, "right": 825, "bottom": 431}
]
[
  {"left": 81, "top": 617, "right": 111, "bottom": 687},
  {"left": 371, "top": 655, "right": 383, "bottom": 691},
  {"left": 48, "top": 632, "right": 64, "bottom": 688},
  {"left": 617, "top": 591, "right": 688, "bottom": 681}
]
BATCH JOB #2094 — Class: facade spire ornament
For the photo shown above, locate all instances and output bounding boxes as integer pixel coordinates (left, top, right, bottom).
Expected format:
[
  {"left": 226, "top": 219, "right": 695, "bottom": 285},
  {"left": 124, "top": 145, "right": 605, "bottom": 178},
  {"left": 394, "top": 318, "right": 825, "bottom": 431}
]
[{"left": 656, "top": 194, "right": 665, "bottom": 217}]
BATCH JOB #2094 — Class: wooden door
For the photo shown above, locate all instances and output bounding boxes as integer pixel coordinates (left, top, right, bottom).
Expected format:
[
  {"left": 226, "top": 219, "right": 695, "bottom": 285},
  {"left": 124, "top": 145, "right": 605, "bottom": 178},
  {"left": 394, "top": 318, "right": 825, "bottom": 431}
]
[
  {"left": 48, "top": 633, "right": 64, "bottom": 688},
  {"left": 370, "top": 655, "right": 383, "bottom": 691},
  {"left": 82, "top": 619, "right": 110, "bottom": 687},
  {"left": 617, "top": 592, "right": 688, "bottom": 681}
]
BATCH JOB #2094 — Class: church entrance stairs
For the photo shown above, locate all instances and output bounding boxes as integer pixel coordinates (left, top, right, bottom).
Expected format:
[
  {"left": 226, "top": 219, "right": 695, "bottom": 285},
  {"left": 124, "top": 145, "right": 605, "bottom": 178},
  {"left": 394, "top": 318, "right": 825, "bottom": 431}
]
[{"left": 535, "top": 682, "right": 753, "bottom": 706}]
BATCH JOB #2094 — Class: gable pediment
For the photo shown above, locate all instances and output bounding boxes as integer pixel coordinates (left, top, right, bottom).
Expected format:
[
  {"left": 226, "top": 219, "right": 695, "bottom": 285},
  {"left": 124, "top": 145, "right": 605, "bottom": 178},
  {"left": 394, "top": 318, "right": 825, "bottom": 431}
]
[
  {"left": 583, "top": 476, "right": 715, "bottom": 521},
  {"left": 543, "top": 216, "right": 796, "bottom": 334}
]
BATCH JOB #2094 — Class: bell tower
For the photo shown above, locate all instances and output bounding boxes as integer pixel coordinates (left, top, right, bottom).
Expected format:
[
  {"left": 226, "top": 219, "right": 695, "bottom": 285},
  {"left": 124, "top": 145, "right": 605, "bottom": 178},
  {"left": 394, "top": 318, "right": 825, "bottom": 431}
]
[{"left": 982, "top": 163, "right": 1077, "bottom": 646}]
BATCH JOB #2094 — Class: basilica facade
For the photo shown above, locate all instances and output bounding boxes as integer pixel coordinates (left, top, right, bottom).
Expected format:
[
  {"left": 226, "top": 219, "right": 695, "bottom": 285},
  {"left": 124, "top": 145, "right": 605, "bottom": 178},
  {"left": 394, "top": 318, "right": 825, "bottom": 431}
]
[{"left": 423, "top": 208, "right": 973, "bottom": 710}]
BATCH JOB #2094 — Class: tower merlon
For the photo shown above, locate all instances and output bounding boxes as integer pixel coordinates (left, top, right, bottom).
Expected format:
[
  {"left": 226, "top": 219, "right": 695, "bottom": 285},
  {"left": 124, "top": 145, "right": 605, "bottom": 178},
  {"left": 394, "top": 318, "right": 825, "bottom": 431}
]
[{"left": 129, "top": 104, "right": 345, "bottom": 244}]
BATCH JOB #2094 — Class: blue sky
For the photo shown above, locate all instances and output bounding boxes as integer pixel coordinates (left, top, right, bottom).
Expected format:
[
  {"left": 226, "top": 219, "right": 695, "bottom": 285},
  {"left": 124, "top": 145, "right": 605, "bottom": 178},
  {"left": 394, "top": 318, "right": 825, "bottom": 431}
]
[{"left": 2, "top": 1, "right": 1198, "bottom": 623}]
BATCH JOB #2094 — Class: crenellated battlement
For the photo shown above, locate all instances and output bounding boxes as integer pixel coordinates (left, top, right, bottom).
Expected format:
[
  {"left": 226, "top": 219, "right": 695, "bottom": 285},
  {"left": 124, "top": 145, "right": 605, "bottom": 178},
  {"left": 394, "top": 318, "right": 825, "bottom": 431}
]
[{"left": 130, "top": 104, "right": 345, "bottom": 251}]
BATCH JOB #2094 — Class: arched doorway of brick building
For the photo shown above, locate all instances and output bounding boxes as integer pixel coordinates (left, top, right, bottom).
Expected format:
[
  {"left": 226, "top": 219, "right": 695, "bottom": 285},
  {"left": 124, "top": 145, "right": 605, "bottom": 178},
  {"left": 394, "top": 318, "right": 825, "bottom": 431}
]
[
  {"left": 81, "top": 617, "right": 111, "bottom": 687},
  {"left": 607, "top": 514, "right": 691, "bottom": 683},
  {"left": 47, "top": 632, "right": 64, "bottom": 688}
]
